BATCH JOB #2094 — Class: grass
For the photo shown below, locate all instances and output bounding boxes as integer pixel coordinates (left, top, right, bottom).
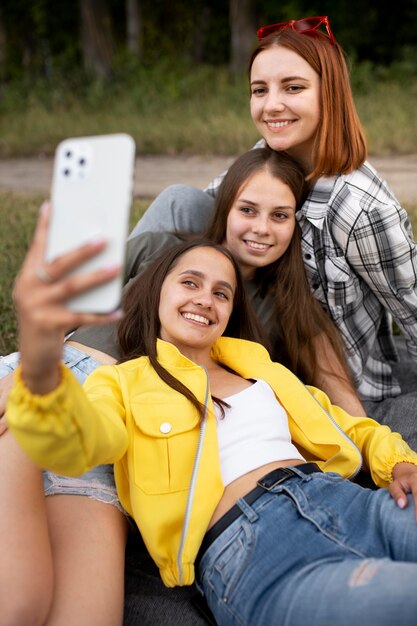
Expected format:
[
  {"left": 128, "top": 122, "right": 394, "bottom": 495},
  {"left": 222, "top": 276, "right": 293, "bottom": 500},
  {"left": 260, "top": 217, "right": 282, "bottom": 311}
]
[
  {"left": 1, "top": 63, "right": 417, "bottom": 157},
  {"left": 1, "top": 61, "right": 417, "bottom": 352},
  {"left": 0, "top": 66, "right": 257, "bottom": 157},
  {"left": 0, "top": 192, "right": 149, "bottom": 354}
]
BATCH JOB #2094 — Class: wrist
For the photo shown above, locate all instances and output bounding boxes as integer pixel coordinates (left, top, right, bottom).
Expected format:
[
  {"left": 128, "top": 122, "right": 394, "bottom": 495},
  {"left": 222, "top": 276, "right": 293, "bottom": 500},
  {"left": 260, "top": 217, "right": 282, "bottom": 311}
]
[{"left": 392, "top": 461, "right": 417, "bottom": 480}]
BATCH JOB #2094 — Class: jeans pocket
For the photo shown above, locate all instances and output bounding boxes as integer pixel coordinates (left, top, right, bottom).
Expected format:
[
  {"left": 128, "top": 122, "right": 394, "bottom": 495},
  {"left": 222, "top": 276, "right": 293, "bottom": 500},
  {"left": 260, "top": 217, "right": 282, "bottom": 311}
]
[{"left": 202, "top": 520, "right": 254, "bottom": 606}]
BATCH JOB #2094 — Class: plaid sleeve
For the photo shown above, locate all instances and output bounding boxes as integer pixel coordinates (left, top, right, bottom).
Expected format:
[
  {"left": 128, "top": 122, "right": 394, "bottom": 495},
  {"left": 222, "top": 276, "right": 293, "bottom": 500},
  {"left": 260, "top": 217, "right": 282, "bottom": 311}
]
[{"left": 344, "top": 200, "right": 417, "bottom": 356}]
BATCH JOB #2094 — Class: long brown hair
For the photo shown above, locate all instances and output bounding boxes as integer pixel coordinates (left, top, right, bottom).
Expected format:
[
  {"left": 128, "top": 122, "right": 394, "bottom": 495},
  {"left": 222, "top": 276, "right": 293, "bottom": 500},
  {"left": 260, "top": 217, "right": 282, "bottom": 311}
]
[
  {"left": 205, "top": 147, "right": 353, "bottom": 385},
  {"left": 249, "top": 29, "right": 367, "bottom": 180},
  {"left": 117, "top": 239, "right": 268, "bottom": 418}
]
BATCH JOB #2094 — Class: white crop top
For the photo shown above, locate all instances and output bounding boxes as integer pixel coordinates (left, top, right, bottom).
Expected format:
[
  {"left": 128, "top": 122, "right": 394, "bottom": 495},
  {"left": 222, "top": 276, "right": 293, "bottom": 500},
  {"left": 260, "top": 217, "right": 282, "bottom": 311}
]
[{"left": 214, "top": 378, "right": 305, "bottom": 486}]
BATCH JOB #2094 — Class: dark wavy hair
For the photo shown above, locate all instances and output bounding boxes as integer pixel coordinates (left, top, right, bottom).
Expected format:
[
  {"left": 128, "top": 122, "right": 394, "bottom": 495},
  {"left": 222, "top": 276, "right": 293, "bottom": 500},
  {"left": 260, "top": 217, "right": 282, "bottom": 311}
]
[
  {"left": 117, "top": 238, "right": 268, "bottom": 418},
  {"left": 205, "top": 147, "right": 353, "bottom": 386}
]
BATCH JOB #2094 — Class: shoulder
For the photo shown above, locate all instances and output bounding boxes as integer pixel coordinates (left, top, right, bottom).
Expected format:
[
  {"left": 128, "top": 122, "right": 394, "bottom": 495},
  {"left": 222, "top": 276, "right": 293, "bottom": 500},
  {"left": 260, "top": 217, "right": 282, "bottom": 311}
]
[
  {"left": 85, "top": 356, "right": 149, "bottom": 384},
  {"left": 328, "top": 162, "right": 401, "bottom": 211},
  {"left": 308, "top": 163, "right": 405, "bottom": 235}
]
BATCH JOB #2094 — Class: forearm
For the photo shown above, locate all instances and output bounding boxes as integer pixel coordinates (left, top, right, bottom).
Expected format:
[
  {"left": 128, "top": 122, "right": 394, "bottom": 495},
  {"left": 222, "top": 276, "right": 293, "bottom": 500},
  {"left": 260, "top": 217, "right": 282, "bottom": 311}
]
[
  {"left": 18, "top": 324, "right": 64, "bottom": 395},
  {"left": 314, "top": 372, "right": 366, "bottom": 417},
  {"left": 311, "top": 333, "right": 366, "bottom": 416}
]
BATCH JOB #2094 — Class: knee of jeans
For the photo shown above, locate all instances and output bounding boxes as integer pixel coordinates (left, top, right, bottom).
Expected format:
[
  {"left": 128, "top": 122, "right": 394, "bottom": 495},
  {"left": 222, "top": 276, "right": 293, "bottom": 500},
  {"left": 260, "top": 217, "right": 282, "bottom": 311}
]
[{"left": 349, "top": 559, "right": 382, "bottom": 587}]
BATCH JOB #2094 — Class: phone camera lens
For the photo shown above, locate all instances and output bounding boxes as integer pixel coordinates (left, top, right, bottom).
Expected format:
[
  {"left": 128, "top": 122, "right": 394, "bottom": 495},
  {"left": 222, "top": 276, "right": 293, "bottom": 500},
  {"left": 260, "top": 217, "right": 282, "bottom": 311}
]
[
  {"left": 65, "top": 150, "right": 72, "bottom": 159},
  {"left": 79, "top": 158, "right": 86, "bottom": 166},
  {"left": 63, "top": 168, "right": 71, "bottom": 177}
]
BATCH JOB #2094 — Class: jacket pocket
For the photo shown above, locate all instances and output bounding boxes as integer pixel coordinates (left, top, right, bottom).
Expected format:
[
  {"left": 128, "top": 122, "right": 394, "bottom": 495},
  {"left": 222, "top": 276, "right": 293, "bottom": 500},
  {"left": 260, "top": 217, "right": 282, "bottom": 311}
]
[
  {"left": 130, "top": 399, "right": 200, "bottom": 495},
  {"left": 325, "top": 256, "right": 360, "bottom": 307}
]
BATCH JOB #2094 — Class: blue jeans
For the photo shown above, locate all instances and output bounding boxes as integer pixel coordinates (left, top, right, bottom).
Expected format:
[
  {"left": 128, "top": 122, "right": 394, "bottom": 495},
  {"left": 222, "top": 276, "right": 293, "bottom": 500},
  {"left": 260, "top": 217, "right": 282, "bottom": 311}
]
[
  {"left": 197, "top": 468, "right": 417, "bottom": 625},
  {"left": 0, "top": 345, "right": 125, "bottom": 512}
]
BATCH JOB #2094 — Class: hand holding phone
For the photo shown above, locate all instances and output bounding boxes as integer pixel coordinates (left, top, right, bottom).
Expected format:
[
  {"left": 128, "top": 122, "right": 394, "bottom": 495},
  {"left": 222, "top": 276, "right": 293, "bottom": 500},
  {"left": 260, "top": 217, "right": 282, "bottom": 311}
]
[{"left": 47, "top": 133, "right": 136, "bottom": 312}]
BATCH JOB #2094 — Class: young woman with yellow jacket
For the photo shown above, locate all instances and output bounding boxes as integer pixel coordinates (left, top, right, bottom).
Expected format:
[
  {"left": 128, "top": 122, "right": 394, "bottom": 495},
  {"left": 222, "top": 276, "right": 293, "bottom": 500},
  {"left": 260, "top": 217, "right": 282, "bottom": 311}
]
[{"left": 5, "top": 213, "right": 417, "bottom": 625}]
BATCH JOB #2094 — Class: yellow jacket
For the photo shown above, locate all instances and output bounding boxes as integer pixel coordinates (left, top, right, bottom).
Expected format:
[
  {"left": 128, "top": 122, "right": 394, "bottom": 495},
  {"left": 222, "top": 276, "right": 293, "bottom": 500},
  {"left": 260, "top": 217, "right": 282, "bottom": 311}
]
[{"left": 7, "top": 338, "right": 417, "bottom": 587}]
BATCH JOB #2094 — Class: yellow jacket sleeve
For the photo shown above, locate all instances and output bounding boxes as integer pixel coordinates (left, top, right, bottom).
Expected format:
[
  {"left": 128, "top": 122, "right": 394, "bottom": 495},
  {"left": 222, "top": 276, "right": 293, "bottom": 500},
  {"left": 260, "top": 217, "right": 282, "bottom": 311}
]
[
  {"left": 6, "top": 363, "right": 128, "bottom": 476},
  {"left": 306, "top": 385, "right": 417, "bottom": 486}
]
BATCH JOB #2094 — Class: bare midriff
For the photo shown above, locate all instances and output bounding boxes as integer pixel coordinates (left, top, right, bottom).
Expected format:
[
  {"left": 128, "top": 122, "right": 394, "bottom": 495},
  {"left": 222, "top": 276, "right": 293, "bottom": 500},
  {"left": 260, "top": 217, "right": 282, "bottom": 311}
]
[{"left": 208, "top": 458, "right": 306, "bottom": 529}]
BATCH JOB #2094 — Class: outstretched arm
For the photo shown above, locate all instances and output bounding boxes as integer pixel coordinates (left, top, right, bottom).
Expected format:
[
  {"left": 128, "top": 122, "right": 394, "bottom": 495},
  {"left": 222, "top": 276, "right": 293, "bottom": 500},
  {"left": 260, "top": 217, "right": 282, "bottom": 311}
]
[{"left": 6, "top": 202, "right": 128, "bottom": 474}]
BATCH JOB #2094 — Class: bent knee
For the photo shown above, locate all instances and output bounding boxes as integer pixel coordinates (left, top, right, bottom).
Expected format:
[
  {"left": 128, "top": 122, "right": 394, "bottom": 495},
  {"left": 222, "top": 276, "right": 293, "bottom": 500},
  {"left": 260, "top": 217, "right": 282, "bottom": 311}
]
[
  {"left": 0, "top": 593, "right": 52, "bottom": 626},
  {"left": 0, "top": 566, "right": 53, "bottom": 626}
]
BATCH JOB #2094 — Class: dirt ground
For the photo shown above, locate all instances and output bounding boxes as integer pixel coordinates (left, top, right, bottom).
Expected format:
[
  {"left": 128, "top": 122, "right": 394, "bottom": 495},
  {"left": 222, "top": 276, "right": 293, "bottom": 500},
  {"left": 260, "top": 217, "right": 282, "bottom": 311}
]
[{"left": 0, "top": 153, "right": 416, "bottom": 204}]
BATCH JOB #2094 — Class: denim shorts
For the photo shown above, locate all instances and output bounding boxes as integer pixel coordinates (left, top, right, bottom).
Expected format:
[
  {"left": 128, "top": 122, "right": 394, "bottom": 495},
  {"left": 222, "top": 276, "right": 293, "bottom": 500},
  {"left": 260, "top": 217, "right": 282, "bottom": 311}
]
[{"left": 1, "top": 345, "right": 126, "bottom": 514}]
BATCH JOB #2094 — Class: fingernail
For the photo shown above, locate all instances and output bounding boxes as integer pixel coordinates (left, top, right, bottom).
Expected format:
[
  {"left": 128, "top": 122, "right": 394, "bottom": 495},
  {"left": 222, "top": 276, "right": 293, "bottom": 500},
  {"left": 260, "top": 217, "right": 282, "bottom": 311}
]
[
  {"left": 397, "top": 498, "right": 407, "bottom": 509},
  {"left": 40, "top": 201, "right": 50, "bottom": 214},
  {"left": 90, "top": 237, "right": 107, "bottom": 247},
  {"left": 109, "top": 309, "right": 124, "bottom": 321}
]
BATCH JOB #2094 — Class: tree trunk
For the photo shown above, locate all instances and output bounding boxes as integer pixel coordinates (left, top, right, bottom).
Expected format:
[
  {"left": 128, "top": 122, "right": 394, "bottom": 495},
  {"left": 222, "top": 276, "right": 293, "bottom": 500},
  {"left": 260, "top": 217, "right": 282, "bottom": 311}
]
[
  {"left": 229, "top": 0, "right": 255, "bottom": 77},
  {"left": 79, "top": 0, "right": 114, "bottom": 80},
  {"left": 0, "top": 8, "right": 5, "bottom": 82},
  {"left": 126, "top": 0, "right": 143, "bottom": 59}
]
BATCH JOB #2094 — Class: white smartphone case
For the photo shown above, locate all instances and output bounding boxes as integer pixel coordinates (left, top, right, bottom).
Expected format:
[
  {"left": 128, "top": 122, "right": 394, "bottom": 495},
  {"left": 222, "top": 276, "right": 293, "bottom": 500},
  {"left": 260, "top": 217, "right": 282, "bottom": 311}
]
[{"left": 48, "top": 133, "right": 136, "bottom": 312}]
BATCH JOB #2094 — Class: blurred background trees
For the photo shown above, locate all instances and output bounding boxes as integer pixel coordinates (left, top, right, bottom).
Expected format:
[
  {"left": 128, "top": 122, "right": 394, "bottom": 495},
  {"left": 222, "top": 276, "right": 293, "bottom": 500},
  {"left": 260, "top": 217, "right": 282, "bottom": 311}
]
[
  {"left": 1, "top": 0, "right": 416, "bottom": 158},
  {"left": 1, "top": 0, "right": 417, "bottom": 82}
]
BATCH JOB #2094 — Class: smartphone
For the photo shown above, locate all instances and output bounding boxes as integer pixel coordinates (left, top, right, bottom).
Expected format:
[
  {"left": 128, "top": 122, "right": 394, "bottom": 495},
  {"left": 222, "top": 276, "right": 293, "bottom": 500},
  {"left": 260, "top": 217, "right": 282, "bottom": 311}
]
[{"left": 48, "top": 133, "right": 136, "bottom": 312}]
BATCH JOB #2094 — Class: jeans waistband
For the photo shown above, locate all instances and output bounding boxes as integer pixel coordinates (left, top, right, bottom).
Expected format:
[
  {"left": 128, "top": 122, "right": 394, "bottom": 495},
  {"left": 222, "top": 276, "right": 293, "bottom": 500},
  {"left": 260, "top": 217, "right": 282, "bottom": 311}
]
[{"left": 195, "top": 462, "right": 322, "bottom": 577}]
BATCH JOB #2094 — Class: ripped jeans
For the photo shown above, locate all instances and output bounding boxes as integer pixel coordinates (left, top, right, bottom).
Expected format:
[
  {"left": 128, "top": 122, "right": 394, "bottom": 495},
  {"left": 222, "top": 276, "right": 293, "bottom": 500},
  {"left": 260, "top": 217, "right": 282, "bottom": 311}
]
[{"left": 197, "top": 468, "right": 417, "bottom": 626}]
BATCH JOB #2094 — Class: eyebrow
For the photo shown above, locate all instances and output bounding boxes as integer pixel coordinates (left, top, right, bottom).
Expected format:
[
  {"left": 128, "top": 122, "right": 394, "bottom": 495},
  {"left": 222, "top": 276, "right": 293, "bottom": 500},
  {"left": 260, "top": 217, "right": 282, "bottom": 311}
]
[
  {"left": 250, "top": 75, "right": 310, "bottom": 86},
  {"left": 179, "top": 269, "right": 234, "bottom": 293},
  {"left": 237, "top": 197, "right": 296, "bottom": 212}
]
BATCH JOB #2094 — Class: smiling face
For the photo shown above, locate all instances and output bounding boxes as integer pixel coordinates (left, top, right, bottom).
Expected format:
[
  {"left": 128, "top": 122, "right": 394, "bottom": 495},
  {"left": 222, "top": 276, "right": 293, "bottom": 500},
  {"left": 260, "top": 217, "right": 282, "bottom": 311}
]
[
  {"left": 158, "top": 247, "right": 236, "bottom": 360},
  {"left": 250, "top": 45, "right": 321, "bottom": 170},
  {"left": 225, "top": 166, "right": 297, "bottom": 280}
]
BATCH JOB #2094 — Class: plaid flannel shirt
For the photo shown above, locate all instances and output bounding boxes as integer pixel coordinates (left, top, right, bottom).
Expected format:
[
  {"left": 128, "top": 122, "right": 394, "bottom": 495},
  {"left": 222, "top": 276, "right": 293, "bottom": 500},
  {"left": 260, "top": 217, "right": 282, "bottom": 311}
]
[{"left": 205, "top": 142, "right": 417, "bottom": 401}]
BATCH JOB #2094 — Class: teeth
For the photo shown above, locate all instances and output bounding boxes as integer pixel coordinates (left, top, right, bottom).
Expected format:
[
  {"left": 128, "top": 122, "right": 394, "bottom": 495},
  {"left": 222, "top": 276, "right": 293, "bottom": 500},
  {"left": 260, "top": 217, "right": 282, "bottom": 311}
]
[
  {"left": 245, "top": 240, "right": 270, "bottom": 250},
  {"left": 182, "top": 312, "right": 210, "bottom": 325},
  {"left": 267, "top": 120, "right": 291, "bottom": 128}
]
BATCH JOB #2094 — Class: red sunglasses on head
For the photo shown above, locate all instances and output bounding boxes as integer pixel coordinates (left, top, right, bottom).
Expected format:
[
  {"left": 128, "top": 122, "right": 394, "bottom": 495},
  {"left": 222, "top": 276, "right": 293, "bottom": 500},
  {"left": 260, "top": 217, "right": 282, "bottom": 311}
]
[{"left": 257, "top": 15, "right": 336, "bottom": 45}]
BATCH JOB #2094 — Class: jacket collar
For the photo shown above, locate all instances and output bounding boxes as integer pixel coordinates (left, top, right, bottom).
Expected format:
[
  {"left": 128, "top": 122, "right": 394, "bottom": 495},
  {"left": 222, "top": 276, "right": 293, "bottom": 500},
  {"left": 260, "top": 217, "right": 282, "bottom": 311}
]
[{"left": 155, "top": 336, "right": 268, "bottom": 370}]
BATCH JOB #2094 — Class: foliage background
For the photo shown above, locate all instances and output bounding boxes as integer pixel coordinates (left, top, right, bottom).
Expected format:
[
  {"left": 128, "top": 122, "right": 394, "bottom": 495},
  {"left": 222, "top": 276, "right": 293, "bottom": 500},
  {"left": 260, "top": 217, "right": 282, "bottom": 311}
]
[
  {"left": 1, "top": 1, "right": 417, "bottom": 351},
  {"left": 1, "top": 1, "right": 417, "bottom": 157}
]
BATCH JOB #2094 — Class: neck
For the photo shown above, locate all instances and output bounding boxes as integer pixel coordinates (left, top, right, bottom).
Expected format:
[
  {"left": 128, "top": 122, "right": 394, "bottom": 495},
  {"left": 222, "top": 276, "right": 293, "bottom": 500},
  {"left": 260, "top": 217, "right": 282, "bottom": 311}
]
[{"left": 287, "top": 145, "right": 313, "bottom": 175}]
